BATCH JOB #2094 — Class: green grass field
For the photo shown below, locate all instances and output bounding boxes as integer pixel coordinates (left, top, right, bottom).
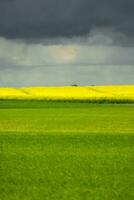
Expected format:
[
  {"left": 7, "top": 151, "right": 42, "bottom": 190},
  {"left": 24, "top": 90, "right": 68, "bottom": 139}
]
[{"left": 0, "top": 101, "right": 134, "bottom": 200}]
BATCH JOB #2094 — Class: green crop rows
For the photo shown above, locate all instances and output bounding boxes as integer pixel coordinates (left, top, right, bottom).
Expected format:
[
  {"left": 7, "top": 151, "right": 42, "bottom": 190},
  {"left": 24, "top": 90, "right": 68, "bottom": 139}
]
[{"left": 0, "top": 101, "right": 134, "bottom": 200}]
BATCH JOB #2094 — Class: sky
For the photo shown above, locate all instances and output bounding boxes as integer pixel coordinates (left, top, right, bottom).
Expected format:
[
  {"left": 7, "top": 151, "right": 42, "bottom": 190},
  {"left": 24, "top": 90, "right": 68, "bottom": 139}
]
[{"left": 0, "top": 0, "right": 134, "bottom": 87}]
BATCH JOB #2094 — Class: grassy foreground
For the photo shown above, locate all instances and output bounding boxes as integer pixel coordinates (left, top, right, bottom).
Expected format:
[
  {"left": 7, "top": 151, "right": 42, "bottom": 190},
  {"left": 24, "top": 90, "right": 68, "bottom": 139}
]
[{"left": 0, "top": 102, "right": 134, "bottom": 200}]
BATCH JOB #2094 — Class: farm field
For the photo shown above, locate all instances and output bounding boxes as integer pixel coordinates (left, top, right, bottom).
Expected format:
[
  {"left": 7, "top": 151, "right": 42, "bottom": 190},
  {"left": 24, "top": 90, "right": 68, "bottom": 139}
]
[
  {"left": 0, "top": 102, "right": 134, "bottom": 200},
  {"left": 0, "top": 85, "right": 134, "bottom": 103}
]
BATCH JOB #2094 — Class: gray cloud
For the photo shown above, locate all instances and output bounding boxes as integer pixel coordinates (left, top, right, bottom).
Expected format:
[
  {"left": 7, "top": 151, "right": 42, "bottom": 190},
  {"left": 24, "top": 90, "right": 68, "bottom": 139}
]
[
  {"left": 0, "top": 0, "right": 134, "bottom": 45},
  {"left": 0, "top": 37, "right": 134, "bottom": 68},
  {"left": 0, "top": 36, "right": 134, "bottom": 87},
  {"left": 0, "top": 0, "right": 134, "bottom": 87},
  {"left": 0, "top": 64, "right": 134, "bottom": 87}
]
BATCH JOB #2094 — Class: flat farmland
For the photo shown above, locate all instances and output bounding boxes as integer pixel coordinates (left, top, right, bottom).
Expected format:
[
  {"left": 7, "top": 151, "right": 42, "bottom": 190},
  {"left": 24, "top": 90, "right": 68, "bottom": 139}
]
[{"left": 0, "top": 102, "right": 134, "bottom": 200}]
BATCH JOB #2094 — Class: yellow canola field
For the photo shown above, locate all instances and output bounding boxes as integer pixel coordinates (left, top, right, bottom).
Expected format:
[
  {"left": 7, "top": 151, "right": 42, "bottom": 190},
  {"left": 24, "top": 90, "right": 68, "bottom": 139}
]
[
  {"left": 0, "top": 88, "right": 28, "bottom": 99},
  {"left": 0, "top": 85, "right": 134, "bottom": 101}
]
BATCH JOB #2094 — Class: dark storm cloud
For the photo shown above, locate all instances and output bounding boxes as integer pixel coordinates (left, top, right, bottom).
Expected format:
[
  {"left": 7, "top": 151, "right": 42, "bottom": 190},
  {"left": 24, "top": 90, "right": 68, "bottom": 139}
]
[
  {"left": 0, "top": 0, "right": 134, "bottom": 87},
  {"left": 0, "top": 0, "right": 134, "bottom": 41}
]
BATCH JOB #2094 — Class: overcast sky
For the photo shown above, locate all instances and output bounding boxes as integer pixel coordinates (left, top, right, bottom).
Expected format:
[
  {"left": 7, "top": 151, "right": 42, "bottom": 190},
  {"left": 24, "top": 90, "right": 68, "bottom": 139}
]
[{"left": 0, "top": 0, "right": 134, "bottom": 87}]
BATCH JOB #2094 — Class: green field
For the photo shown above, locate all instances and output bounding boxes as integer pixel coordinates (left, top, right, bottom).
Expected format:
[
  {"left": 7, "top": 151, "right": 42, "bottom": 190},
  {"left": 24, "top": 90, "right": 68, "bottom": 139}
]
[{"left": 0, "top": 101, "right": 134, "bottom": 200}]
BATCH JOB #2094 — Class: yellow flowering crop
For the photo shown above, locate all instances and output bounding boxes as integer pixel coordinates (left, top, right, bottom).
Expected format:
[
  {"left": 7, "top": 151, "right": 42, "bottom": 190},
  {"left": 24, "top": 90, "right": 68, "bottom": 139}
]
[
  {"left": 0, "top": 88, "right": 28, "bottom": 99},
  {"left": 0, "top": 85, "right": 134, "bottom": 101}
]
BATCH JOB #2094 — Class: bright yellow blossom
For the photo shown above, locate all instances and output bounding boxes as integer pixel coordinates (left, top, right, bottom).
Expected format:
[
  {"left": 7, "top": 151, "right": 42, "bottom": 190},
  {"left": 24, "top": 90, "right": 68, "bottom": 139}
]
[{"left": 0, "top": 85, "right": 134, "bottom": 101}]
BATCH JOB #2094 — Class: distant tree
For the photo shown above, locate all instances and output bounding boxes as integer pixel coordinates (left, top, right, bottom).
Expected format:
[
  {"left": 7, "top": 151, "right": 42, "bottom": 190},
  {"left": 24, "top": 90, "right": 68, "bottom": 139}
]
[{"left": 71, "top": 84, "right": 78, "bottom": 87}]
